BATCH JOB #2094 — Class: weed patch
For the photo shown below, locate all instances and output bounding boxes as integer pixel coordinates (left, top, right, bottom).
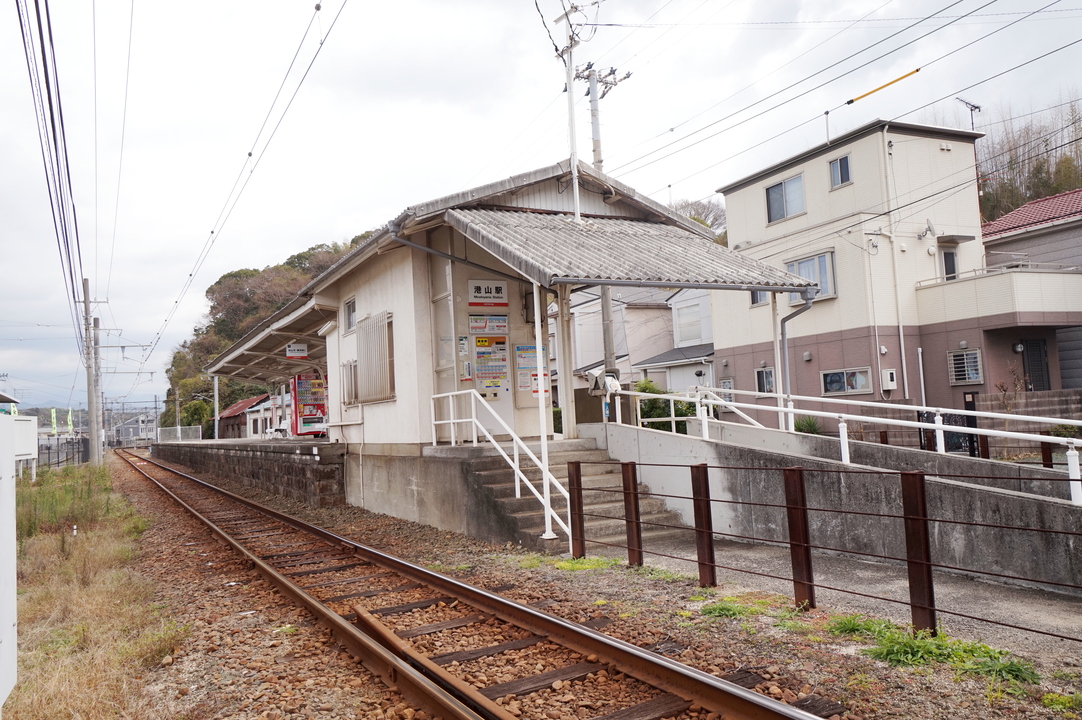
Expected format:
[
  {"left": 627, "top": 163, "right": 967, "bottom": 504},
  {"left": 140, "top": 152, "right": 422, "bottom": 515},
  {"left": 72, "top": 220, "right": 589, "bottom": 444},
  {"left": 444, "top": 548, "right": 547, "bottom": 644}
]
[{"left": 553, "top": 556, "right": 621, "bottom": 571}]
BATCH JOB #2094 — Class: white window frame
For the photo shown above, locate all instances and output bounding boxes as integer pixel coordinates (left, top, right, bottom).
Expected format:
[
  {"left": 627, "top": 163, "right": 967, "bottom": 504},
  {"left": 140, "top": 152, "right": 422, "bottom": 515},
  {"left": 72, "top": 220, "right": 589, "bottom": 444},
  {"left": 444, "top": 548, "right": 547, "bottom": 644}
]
[
  {"left": 829, "top": 155, "right": 851, "bottom": 189},
  {"left": 766, "top": 174, "right": 805, "bottom": 224},
  {"left": 357, "top": 311, "right": 396, "bottom": 403},
  {"left": 674, "top": 303, "right": 702, "bottom": 346},
  {"left": 947, "top": 349, "right": 983, "bottom": 386},
  {"left": 820, "top": 367, "right": 873, "bottom": 396},
  {"left": 755, "top": 367, "right": 775, "bottom": 395},
  {"left": 750, "top": 290, "right": 770, "bottom": 307},
  {"left": 343, "top": 298, "right": 357, "bottom": 334},
  {"left": 340, "top": 360, "right": 359, "bottom": 406},
  {"left": 787, "top": 251, "right": 836, "bottom": 304}
]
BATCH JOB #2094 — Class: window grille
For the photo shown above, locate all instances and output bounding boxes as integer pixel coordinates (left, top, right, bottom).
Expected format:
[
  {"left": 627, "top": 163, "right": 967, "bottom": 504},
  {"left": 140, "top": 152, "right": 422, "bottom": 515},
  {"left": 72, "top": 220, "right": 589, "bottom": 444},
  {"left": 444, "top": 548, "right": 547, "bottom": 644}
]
[
  {"left": 357, "top": 311, "right": 395, "bottom": 402},
  {"left": 947, "top": 349, "right": 983, "bottom": 386}
]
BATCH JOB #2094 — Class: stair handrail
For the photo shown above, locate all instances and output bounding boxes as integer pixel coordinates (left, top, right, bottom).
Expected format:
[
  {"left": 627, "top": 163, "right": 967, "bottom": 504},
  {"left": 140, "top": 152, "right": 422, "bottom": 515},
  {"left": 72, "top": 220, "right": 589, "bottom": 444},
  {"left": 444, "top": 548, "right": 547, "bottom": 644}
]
[{"left": 432, "top": 389, "right": 571, "bottom": 547}]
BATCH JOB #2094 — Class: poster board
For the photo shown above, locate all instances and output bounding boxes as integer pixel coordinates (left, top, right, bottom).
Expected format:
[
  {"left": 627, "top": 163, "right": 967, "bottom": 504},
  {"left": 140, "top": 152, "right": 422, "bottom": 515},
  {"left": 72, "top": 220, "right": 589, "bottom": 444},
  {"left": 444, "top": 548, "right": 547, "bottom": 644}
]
[{"left": 514, "top": 344, "right": 549, "bottom": 408}]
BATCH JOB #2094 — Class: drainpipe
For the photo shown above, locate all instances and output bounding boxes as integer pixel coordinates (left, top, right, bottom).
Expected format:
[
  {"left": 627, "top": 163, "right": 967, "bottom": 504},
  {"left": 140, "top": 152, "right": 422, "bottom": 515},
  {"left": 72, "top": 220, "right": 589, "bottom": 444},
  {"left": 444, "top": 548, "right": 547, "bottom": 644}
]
[
  {"left": 780, "top": 288, "right": 818, "bottom": 431},
  {"left": 880, "top": 124, "right": 911, "bottom": 399}
]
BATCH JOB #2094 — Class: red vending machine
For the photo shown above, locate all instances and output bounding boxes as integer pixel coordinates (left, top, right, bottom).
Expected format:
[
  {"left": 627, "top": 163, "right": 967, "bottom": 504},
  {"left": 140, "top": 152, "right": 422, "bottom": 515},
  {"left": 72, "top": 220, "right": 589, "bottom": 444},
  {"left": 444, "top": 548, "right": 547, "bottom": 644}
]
[{"left": 290, "top": 373, "right": 327, "bottom": 436}]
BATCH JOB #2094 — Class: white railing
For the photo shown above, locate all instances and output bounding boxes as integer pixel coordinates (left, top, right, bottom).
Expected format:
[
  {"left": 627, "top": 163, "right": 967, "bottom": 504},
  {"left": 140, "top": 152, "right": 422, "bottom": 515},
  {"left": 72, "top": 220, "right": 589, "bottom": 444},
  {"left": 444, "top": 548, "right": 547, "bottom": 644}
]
[
  {"left": 614, "top": 385, "right": 1082, "bottom": 504},
  {"left": 431, "top": 389, "right": 571, "bottom": 549}
]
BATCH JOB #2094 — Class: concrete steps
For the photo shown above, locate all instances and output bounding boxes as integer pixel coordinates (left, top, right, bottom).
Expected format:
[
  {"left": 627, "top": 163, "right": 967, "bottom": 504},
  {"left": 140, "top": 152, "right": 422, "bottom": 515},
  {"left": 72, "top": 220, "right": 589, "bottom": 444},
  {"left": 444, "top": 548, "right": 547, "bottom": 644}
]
[{"left": 461, "top": 437, "right": 691, "bottom": 553}]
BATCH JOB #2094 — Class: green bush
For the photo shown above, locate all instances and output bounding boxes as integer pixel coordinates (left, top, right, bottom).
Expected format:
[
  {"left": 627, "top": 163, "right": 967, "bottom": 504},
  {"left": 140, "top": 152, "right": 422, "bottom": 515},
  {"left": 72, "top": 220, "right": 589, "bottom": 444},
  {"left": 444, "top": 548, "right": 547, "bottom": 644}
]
[
  {"left": 634, "top": 378, "right": 696, "bottom": 434},
  {"left": 1049, "top": 424, "right": 1082, "bottom": 439}
]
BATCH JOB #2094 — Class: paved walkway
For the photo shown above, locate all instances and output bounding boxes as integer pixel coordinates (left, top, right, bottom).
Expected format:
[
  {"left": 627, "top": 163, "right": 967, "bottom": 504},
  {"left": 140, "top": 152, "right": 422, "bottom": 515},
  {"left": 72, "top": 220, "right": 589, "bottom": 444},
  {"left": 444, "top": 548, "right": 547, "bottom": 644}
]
[{"left": 587, "top": 532, "right": 1082, "bottom": 660}]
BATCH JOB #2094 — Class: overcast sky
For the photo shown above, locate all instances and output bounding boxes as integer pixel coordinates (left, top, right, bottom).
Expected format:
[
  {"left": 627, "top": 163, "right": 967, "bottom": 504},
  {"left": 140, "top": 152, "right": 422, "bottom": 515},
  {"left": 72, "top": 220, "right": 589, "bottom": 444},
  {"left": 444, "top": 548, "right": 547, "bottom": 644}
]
[{"left": 1, "top": 0, "right": 1079, "bottom": 411}]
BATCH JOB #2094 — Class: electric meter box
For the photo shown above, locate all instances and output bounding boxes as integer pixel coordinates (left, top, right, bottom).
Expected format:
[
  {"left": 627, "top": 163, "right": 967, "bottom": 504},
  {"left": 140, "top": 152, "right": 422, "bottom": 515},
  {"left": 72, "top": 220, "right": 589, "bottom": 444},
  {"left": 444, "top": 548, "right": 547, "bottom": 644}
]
[{"left": 881, "top": 368, "right": 898, "bottom": 391}]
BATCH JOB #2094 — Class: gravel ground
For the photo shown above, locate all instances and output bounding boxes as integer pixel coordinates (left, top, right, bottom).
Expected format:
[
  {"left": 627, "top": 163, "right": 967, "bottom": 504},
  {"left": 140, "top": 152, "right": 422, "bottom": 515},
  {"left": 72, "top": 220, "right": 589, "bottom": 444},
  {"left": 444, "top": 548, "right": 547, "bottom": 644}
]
[{"left": 113, "top": 452, "right": 1082, "bottom": 720}]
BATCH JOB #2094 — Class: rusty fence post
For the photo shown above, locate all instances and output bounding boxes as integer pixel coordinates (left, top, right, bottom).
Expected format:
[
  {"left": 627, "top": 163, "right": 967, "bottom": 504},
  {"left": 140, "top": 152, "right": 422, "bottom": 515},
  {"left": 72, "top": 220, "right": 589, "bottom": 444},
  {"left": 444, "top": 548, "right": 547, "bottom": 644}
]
[
  {"left": 689, "top": 463, "right": 717, "bottom": 588},
  {"left": 782, "top": 467, "right": 816, "bottom": 610},
  {"left": 900, "top": 471, "right": 937, "bottom": 634},
  {"left": 568, "top": 461, "right": 586, "bottom": 559},
  {"left": 621, "top": 461, "right": 644, "bottom": 567},
  {"left": 879, "top": 430, "right": 889, "bottom": 445},
  {"left": 978, "top": 434, "right": 990, "bottom": 459},
  {"left": 1041, "top": 431, "right": 1054, "bottom": 469},
  {"left": 923, "top": 429, "right": 936, "bottom": 453}
]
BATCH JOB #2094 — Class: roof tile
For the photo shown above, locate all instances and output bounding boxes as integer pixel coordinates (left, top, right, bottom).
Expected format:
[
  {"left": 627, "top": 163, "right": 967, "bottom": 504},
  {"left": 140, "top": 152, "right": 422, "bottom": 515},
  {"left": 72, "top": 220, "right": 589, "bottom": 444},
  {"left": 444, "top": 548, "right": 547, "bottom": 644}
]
[{"left": 982, "top": 188, "right": 1082, "bottom": 238}]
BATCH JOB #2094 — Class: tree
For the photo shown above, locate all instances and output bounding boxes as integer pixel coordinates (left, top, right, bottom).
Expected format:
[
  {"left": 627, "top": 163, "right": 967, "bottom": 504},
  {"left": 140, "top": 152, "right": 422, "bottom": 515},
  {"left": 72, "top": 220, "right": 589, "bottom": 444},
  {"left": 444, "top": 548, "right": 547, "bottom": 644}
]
[{"left": 671, "top": 198, "right": 726, "bottom": 244}]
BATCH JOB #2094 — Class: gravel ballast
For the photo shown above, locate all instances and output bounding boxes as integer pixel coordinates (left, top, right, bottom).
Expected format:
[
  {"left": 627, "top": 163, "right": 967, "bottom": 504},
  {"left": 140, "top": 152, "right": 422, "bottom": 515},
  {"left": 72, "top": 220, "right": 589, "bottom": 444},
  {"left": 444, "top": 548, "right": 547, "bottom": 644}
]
[{"left": 112, "top": 452, "right": 1082, "bottom": 720}]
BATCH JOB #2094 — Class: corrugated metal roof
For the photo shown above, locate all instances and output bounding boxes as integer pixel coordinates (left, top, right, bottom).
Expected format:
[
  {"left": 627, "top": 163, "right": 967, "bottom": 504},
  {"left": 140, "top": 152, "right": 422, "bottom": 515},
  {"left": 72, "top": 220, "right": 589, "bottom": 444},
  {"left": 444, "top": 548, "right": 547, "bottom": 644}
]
[
  {"left": 218, "top": 394, "right": 270, "bottom": 419},
  {"left": 443, "top": 208, "right": 813, "bottom": 291}
]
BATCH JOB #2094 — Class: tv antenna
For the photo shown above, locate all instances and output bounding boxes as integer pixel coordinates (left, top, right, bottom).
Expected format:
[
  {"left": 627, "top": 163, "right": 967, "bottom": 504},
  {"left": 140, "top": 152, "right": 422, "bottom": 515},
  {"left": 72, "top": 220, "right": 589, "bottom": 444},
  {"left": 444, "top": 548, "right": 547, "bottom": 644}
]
[{"left": 957, "top": 97, "right": 981, "bottom": 131}]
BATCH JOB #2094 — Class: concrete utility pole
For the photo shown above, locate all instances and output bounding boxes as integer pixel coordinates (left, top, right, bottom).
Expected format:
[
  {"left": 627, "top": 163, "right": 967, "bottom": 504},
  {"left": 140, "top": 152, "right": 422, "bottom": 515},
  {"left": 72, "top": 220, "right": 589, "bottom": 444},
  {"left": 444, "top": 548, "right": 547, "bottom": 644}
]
[
  {"left": 555, "top": 7, "right": 582, "bottom": 223},
  {"left": 576, "top": 64, "right": 631, "bottom": 391},
  {"left": 93, "top": 317, "right": 103, "bottom": 463},
  {"left": 82, "top": 278, "right": 101, "bottom": 465}
]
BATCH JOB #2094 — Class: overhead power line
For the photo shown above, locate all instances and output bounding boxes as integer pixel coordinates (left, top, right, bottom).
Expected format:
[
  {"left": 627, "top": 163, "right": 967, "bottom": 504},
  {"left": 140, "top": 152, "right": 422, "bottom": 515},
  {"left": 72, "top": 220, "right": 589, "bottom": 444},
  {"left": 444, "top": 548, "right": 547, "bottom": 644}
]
[
  {"left": 134, "top": 0, "right": 350, "bottom": 395},
  {"left": 16, "top": 0, "right": 86, "bottom": 359}
]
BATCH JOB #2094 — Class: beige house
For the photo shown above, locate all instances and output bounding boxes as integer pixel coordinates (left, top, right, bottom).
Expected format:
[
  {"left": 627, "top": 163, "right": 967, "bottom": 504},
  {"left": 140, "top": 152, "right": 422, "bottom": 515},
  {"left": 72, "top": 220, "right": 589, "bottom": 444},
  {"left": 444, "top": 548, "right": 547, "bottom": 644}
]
[{"left": 714, "top": 119, "right": 1082, "bottom": 412}]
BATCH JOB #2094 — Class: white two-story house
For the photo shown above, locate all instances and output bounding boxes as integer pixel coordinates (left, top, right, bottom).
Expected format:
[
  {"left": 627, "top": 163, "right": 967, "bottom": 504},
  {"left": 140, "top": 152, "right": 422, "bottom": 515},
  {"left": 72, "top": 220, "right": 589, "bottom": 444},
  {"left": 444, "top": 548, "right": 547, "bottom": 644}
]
[{"left": 714, "top": 119, "right": 1082, "bottom": 413}]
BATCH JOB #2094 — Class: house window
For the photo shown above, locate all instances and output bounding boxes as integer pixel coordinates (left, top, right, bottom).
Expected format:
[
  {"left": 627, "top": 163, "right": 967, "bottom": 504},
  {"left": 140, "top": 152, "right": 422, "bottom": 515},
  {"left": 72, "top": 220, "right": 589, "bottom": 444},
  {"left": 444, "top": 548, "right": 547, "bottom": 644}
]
[
  {"left": 340, "top": 360, "right": 359, "bottom": 405},
  {"left": 675, "top": 304, "right": 701, "bottom": 345},
  {"left": 830, "top": 155, "right": 851, "bottom": 188},
  {"left": 766, "top": 175, "right": 804, "bottom": 223},
  {"left": 750, "top": 290, "right": 769, "bottom": 306},
  {"left": 718, "top": 377, "right": 735, "bottom": 406},
  {"left": 821, "top": 367, "right": 872, "bottom": 396},
  {"left": 787, "top": 251, "right": 835, "bottom": 303},
  {"left": 940, "top": 247, "right": 958, "bottom": 281},
  {"left": 947, "top": 349, "right": 983, "bottom": 386},
  {"left": 755, "top": 367, "right": 775, "bottom": 394},
  {"left": 344, "top": 298, "right": 357, "bottom": 333},
  {"left": 357, "top": 311, "right": 395, "bottom": 402}
]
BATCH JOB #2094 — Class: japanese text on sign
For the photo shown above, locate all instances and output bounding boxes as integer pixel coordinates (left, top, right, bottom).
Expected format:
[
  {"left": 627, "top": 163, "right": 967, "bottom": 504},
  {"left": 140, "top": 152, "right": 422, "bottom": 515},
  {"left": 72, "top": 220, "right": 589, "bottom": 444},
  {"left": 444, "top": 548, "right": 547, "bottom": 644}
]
[{"left": 468, "top": 280, "right": 508, "bottom": 307}]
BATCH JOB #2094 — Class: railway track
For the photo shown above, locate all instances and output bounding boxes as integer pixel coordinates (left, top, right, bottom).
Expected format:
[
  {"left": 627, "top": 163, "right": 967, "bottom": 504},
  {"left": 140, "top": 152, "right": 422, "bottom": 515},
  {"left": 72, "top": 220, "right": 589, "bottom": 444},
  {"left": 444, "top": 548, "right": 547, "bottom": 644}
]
[{"left": 117, "top": 449, "right": 830, "bottom": 720}]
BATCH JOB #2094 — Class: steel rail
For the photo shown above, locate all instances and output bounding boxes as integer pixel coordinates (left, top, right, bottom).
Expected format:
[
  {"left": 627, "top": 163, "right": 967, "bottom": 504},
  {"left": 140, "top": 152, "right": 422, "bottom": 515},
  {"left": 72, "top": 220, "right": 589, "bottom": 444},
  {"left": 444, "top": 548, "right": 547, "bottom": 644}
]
[
  {"left": 115, "top": 450, "right": 491, "bottom": 720},
  {"left": 118, "top": 450, "right": 818, "bottom": 720}
]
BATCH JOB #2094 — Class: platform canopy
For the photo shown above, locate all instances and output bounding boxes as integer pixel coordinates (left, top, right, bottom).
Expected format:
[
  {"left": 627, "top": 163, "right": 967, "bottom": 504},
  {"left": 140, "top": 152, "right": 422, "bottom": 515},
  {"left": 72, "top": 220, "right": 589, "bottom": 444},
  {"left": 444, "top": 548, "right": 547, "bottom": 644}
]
[{"left": 205, "top": 160, "right": 814, "bottom": 385}]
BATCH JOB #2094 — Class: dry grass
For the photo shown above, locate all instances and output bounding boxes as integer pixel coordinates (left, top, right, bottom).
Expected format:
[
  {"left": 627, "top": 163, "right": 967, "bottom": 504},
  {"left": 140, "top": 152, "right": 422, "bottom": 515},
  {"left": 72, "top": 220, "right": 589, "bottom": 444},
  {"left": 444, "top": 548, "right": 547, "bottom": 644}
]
[{"left": 5, "top": 466, "right": 187, "bottom": 720}]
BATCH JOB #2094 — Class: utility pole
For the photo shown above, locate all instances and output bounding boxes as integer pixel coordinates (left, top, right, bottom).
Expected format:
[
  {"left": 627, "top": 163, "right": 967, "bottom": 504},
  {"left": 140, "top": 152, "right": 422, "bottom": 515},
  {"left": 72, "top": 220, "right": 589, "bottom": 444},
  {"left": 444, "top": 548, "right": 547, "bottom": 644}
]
[
  {"left": 82, "top": 278, "right": 101, "bottom": 465},
  {"left": 575, "top": 63, "right": 631, "bottom": 391},
  {"left": 555, "top": 7, "right": 582, "bottom": 223},
  {"left": 93, "top": 317, "right": 103, "bottom": 462}
]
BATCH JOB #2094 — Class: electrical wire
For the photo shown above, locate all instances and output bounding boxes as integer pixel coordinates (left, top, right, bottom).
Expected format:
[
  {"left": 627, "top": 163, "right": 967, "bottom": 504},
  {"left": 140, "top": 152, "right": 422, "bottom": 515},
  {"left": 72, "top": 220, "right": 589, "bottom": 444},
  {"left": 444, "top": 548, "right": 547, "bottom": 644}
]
[
  {"left": 646, "top": 5, "right": 1074, "bottom": 197},
  {"left": 16, "top": 0, "right": 86, "bottom": 360},
  {"left": 611, "top": 0, "right": 998, "bottom": 177},
  {"left": 105, "top": 0, "right": 136, "bottom": 301},
  {"left": 135, "top": 1, "right": 349, "bottom": 393}
]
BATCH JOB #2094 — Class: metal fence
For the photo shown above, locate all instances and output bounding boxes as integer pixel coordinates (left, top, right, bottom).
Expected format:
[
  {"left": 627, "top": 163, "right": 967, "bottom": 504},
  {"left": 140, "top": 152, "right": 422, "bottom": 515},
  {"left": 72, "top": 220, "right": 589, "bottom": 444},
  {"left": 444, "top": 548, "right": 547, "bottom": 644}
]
[
  {"left": 157, "top": 425, "right": 202, "bottom": 443},
  {"left": 37, "top": 437, "right": 90, "bottom": 467},
  {"left": 567, "top": 459, "right": 1082, "bottom": 646}
]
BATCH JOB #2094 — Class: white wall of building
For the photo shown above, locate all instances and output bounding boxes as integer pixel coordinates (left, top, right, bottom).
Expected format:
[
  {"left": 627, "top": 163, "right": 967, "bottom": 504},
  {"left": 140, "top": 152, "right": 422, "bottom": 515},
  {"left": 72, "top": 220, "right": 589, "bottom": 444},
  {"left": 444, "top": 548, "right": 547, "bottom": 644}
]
[{"left": 0, "top": 413, "right": 19, "bottom": 709}]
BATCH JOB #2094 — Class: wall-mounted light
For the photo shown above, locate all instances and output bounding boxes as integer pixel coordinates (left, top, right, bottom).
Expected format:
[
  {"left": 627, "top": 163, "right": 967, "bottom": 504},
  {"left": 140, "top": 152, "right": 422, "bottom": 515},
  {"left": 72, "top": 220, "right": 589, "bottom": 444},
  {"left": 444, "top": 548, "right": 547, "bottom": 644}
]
[
  {"left": 959, "top": 340, "right": 968, "bottom": 349},
  {"left": 721, "top": 358, "right": 728, "bottom": 367},
  {"left": 759, "top": 360, "right": 767, "bottom": 368},
  {"left": 1013, "top": 342, "right": 1025, "bottom": 354},
  {"left": 879, "top": 345, "right": 888, "bottom": 355},
  {"left": 803, "top": 351, "right": 813, "bottom": 362}
]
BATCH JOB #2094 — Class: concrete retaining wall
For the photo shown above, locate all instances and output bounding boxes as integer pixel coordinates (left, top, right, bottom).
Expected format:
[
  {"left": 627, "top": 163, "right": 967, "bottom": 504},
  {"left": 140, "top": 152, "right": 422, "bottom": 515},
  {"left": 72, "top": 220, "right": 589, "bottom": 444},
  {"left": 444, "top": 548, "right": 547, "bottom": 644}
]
[
  {"left": 580, "top": 423, "right": 1082, "bottom": 595},
  {"left": 694, "top": 419, "right": 1070, "bottom": 500},
  {"left": 348, "top": 443, "right": 524, "bottom": 547},
  {"left": 153, "top": 440, "right": 346, "bottom": 507}
]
